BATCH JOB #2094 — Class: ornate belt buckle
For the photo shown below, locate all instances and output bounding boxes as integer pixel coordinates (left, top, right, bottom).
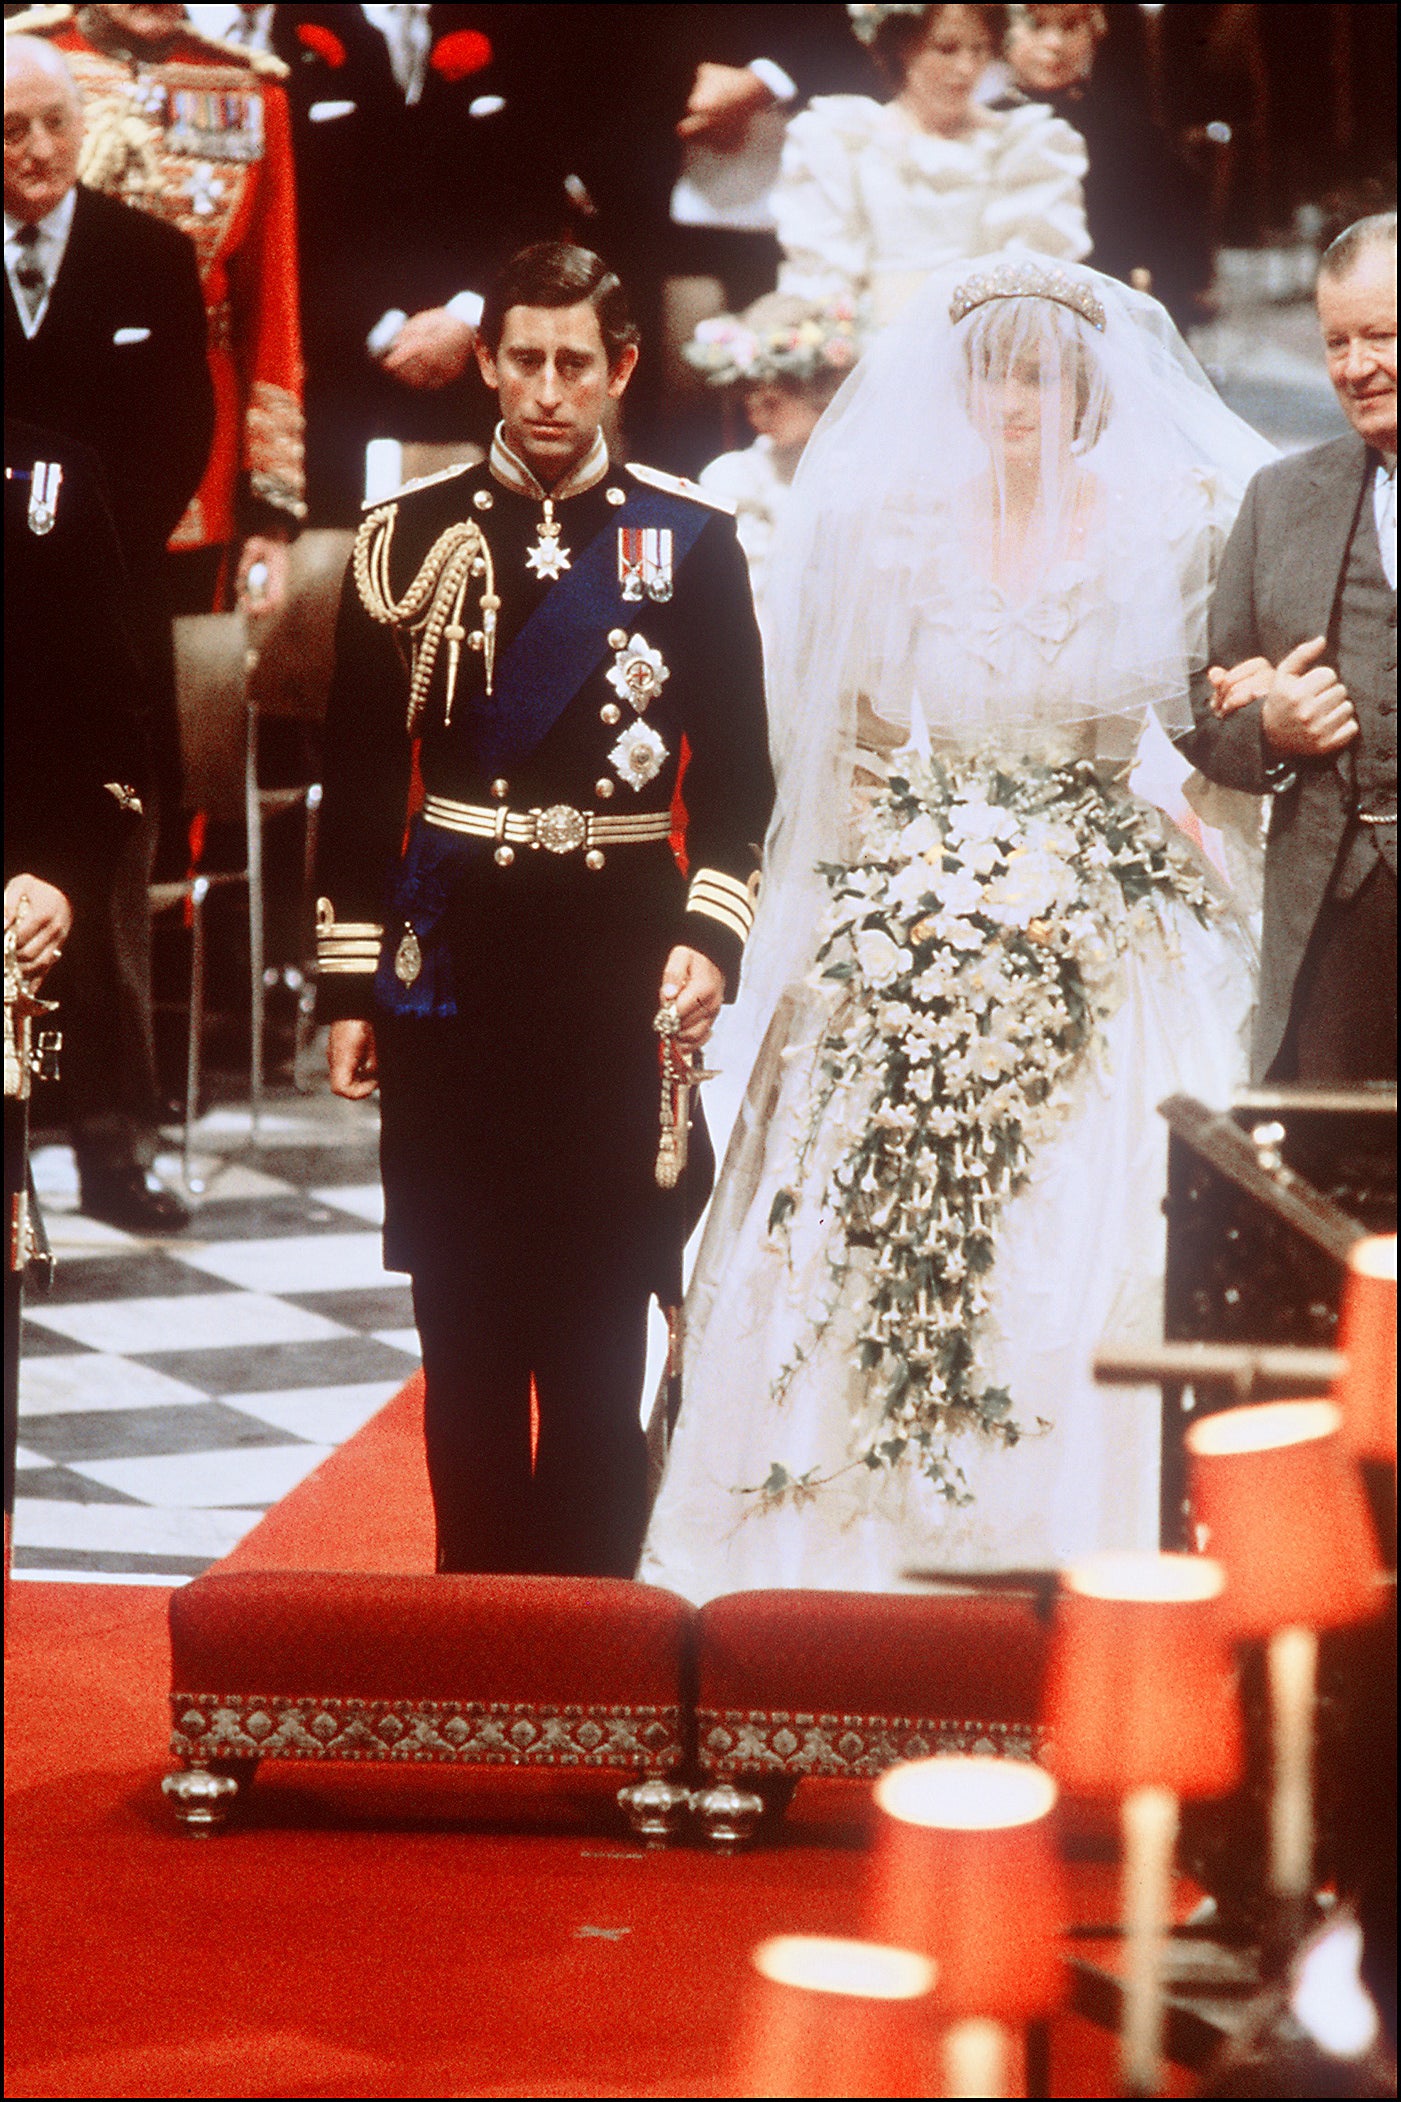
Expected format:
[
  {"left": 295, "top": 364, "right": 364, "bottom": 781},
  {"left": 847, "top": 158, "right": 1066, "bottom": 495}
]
[{"left": 534, "top": 804, "right": 587, "bottom": 854}]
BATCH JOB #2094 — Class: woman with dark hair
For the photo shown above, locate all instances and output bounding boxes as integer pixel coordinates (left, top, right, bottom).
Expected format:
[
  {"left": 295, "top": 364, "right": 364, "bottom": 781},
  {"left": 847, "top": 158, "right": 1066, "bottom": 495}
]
[{"left": 774, "top": 3, "right": 1089, "bottom": 330}]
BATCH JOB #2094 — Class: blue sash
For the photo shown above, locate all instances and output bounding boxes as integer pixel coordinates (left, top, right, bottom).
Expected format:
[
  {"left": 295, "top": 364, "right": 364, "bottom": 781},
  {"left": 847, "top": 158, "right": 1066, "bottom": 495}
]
[{"left": 469, "top": 484, "right": 711, "bottom": 775}]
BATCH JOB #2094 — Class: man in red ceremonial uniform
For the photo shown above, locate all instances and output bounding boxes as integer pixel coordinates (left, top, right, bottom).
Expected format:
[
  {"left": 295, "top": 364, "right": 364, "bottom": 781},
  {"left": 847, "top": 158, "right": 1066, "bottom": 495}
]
[{"left": 7, "top": 2, "right": 305, "bottom": 610}]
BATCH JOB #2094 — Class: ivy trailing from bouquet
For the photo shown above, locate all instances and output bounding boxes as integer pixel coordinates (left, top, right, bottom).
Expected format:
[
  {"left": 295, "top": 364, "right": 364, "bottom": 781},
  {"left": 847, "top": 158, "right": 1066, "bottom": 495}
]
[{"left": 756, "top": 755, "right": 1218, "bottom": 1508}]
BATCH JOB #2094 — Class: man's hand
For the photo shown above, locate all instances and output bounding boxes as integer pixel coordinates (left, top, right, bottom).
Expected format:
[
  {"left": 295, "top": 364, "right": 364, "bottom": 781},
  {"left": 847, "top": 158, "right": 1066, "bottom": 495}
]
[
  {"left": 677, "top": 62, "right": 775, "bottom": 147},
  {"left": 660, "top": 946, "right": 726, "bottom": 1051},
  {"left": 236, "top": 535, "right": 291, "bottom": 621},
  {"left": 328, "top": 1017, "right": 379, "bottom": 1099},
  {"left": 1259, "top": 636, "right": 1359, "bottom": 757},
  {"left": 381, "top": 307, "right": 476, "bottom": 390},
  {"left": 4, "top": 874, "right": 72, "bottom": 985},
  {"left": 1206, "top": 655, "right": 1275, "bottom": 717}
]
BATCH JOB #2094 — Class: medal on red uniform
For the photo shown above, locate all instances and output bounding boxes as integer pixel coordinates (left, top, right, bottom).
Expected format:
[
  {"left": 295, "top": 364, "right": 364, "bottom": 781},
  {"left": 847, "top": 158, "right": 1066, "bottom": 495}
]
[{"left": 617, "top": 526, "right": 673, "bottom": 603}]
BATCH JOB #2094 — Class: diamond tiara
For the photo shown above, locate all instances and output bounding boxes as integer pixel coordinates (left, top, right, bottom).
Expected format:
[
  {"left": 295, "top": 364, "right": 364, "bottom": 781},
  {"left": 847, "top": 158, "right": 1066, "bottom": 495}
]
[{"left": 949, "top": 263, "right": 1108, "bottom": 332}]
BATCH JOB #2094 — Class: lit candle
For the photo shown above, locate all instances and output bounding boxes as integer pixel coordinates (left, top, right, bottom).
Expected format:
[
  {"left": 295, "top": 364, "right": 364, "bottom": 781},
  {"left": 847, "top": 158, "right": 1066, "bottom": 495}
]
[
  {"left": 942, "top": 2015, "right": 1009, "bottom": 2098},
  {"left": 1268, "top": 1624, "right": 1318, "bottom": 1898},
  {"left": 1121, "top": 1783, "right": 1178, "bottom": 2095}
]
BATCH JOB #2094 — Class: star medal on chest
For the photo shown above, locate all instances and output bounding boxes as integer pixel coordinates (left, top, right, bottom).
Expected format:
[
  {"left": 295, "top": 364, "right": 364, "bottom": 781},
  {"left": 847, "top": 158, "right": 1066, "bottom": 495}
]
[
  {"left": 605, "top": 629, "right": 670, "bottom": 789},
  {"left": 618, "top": 526, "right": 674, "bottom": 602},
  {"left": 606, "top": 631, "right": 669, "bottom": 714},
  {"left": 525, "top": 497, "right": 571, "bottom": 581}
]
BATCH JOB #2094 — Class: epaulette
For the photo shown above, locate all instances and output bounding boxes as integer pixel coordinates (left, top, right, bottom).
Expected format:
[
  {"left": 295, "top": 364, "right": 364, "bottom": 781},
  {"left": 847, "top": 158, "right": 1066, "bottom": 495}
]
[
  {"left": 3, "top": 6, "right": 76, "bottom": 35},
  {"left": 360, "top": 460, "right": 476, "bottom": 511},
  {"left": 179, "top": 24, "right": 289, "bottom": 79},
  {"left": 625, "top": 460, "right": 736, "bottom": 517}
]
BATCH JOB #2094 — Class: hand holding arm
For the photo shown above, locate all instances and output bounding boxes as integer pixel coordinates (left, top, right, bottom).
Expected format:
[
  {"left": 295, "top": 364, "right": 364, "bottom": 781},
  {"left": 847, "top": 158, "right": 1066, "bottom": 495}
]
[
  {"left": 1206, "top": 657, "right": 1275, "bottom": 716},
  {"left": 1259, "top": 636, "right": 1359, "bottom": 757}
]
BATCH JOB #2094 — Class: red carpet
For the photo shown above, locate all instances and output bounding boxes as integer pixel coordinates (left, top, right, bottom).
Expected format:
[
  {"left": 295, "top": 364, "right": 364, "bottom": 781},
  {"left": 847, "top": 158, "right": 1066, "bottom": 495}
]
[
  {"left": 221, "top": 1369, "right": 435, "bottom": 1575},
  {"left": 5, "top": 1376, "right": 1188, "bottom": 2098}
]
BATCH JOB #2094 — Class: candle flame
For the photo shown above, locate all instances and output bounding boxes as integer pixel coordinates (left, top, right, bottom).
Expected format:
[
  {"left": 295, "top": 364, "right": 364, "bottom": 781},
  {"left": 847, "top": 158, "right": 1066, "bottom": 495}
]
[
  {"left": 1065, "top": 1551, "right": 1225, "bottom": 1603},
  {"left": 875, "top": 1754, "right": 1057, "bottom": 1830},
  {"left": 1186, "top": 1399, "right": 1340, "bottom": 1457},
  {"left": 752, "top": 1936, "right": 935, "bottom": 2000}
]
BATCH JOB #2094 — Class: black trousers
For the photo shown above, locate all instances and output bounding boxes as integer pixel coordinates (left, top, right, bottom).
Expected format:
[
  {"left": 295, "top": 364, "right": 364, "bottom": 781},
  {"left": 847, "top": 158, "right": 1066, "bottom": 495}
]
[
  {"left": 60, "top": 796, "right": 163, "bottom": 1178},
  {"left": 1271, "top": 861, "right": 1398, "bottom": 1084},
  {"left": 411, "top": 1245, "right": 651, "bottom": 1578}
]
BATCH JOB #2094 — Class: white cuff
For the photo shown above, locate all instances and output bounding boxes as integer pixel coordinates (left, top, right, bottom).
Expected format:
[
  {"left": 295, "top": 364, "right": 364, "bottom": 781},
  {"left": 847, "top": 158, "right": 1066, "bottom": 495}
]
[
  {"left": 747, "top": 58, "right": 797, "bottom": 104},
  {"left": 446, "top": 291, "right": 485, "bottom": 331}
]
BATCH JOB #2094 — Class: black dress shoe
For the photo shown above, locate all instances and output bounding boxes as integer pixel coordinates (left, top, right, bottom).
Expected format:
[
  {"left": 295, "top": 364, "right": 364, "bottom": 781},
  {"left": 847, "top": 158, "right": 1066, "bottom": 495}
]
[{"left": 79, "top": 1167, "right": 191, "bottom": 1234}]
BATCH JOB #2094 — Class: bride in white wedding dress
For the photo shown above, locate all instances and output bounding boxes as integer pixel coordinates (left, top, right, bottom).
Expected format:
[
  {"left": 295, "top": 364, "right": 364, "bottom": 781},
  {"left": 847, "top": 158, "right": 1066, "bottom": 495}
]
[{"left": 640, "top": 258, "right": 1274, "bottom": 1605}]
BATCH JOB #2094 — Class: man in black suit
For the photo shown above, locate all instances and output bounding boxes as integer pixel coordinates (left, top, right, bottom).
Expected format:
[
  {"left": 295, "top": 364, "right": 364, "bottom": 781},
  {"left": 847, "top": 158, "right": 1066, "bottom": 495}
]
[
  {"left": 274, "top": 5, "right": 569, "bottom": 524},
  {"left": 547, "top": 4, "right": 876, "bottom": 470},
  {"left": 4, "top": 32, "right": 213, "bottom": 1228},
  {"left": 6, "top": 415, "right": 148, "bottom": 1540}
]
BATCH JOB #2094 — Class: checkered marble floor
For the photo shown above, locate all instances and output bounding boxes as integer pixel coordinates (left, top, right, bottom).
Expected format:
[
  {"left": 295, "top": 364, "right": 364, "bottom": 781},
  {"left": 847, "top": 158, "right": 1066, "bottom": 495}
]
[{"left": 13, "top": 1090, "right": 418, "bottom": 1587}]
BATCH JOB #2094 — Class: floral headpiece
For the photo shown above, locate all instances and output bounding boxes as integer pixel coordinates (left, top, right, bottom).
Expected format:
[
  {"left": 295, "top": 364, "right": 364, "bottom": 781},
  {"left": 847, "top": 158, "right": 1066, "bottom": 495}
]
[
  {"left": 684, "top": 300, "right": 862, "bottom": 389},
  {"left": 846, "top": 3, "right": 930, "bottom": 44},
  {"left": 949, "top": 261, "right": 1108, "bottom": 331}
]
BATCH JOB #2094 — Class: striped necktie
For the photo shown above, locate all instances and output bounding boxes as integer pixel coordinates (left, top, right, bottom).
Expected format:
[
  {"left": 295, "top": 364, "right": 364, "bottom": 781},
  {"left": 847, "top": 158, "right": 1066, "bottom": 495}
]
[{"left": 14, "top": 223, "right": 47, "bottom": 324}]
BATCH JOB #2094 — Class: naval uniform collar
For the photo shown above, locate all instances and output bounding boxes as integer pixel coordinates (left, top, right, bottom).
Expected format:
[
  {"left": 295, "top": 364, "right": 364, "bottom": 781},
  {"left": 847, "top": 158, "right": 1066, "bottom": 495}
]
[{"left": 488, "top": 423, "right": 611, "bottom": 503}]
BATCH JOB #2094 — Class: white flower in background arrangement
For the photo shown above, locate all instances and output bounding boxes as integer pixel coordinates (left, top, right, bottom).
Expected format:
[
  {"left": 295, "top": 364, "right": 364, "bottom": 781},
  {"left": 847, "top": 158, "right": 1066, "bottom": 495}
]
[
  {"left": 606, "top": 634, "right": 669, "bottom": 713},
  {"left": 608, "top": 719, "right": 668, "bottom": 790},
  {"left": 759, "top": 749, "right": 1221, "bottom": 1511}
]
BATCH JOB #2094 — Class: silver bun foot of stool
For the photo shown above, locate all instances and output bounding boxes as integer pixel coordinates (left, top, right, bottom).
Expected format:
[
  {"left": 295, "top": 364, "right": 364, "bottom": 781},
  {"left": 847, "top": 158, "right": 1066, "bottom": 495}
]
[
  {"left": 162, "top": 1761, "right": 246, "bottom": 1832},
  {"left": 693, "top": 1781, "right": 766, "bottom": 1851},
  {"left": 616, "top": 1776, "right": 693, "bottom": 1848}
]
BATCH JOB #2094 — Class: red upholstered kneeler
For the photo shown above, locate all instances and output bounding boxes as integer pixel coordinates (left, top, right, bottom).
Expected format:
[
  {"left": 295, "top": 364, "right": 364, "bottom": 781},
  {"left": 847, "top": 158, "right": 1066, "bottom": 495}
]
[
  {"left": 690, "top": 1589, "right": 1049, "bottom": 1845},
  {"left": 165, "top": 1570, "right": 697, "bottom": 1839}
]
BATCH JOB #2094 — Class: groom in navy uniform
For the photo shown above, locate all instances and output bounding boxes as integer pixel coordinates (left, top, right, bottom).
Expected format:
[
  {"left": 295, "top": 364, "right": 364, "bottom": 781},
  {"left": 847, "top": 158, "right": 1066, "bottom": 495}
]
[{"left": 315, "top": 243, "right": 773, "bottom": 1576}]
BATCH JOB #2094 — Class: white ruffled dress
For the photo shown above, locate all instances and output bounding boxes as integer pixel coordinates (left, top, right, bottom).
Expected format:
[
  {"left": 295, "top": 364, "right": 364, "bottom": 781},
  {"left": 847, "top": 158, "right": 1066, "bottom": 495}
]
[{"left": 774, "top": 97, "right": 1090, "bottom": 329}]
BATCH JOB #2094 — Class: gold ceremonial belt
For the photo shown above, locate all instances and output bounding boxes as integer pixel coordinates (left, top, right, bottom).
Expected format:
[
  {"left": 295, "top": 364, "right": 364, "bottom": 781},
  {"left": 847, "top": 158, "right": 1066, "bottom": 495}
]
[{"left": 422, "top": 794, "right": 673, "bottom": 856}]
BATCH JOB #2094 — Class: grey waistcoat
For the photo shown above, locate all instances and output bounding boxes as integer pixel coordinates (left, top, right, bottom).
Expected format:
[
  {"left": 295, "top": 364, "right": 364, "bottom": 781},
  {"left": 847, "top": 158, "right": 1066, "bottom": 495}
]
[{"left": 1330, "top": 487, "right": 1398, "bottom": 900}]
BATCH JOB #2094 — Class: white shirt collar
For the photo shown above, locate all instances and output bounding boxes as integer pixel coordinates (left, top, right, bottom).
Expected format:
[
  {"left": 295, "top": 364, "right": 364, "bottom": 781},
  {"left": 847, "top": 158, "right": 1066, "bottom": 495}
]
[
  {"left": 361, "top": 3, "right": 432, "bottom": 103},
  {"left": 5, "top": 187, "right": 77, "bottom": 337},
  {"left": 488, "top": 422, "right": 611, "bottom": 502},
  {"left": 4, "top": 186, "right": 77, "bottom": 253}
]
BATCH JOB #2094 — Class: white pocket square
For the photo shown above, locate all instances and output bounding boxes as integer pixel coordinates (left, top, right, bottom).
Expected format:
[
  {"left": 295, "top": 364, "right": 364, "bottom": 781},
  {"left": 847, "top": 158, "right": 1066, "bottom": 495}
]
[
  {"left": 309, "top": 99, "right": 356, "bottom": 122},
  {"left": 113, "top": 326, "right": 151, "bottom": 345}
]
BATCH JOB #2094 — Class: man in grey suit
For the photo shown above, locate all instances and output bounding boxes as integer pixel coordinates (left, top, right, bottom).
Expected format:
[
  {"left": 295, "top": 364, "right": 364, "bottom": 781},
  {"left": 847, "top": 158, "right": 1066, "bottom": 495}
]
[{"left": 1189, "top": 214, "right": 1396, "bottom": 1083}]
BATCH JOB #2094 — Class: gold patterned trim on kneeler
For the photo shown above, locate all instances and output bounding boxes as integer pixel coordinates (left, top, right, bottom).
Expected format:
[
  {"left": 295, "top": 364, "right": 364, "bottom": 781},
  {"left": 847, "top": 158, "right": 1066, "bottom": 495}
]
[
  {"left": 697, "top": 1708, "right": 1043, "bottom": 1780},
  {"left": 686, "top": 867, "right": 755, "bottom": 946},
  {"left": 170, "top": 1693, "right": 685, "bottom": 1770}
]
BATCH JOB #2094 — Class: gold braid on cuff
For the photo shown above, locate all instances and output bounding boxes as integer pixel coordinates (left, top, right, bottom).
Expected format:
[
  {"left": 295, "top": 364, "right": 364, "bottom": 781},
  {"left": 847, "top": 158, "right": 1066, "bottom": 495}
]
[{"left": 686, "top": 868, "right": 755, "bottom": 946}]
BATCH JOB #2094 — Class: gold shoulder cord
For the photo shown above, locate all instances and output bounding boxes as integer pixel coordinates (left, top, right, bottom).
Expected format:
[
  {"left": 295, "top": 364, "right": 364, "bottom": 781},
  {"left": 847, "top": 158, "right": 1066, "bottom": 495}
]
[{"left": 352, "top": 506, "right": 499, "bottom": 733}]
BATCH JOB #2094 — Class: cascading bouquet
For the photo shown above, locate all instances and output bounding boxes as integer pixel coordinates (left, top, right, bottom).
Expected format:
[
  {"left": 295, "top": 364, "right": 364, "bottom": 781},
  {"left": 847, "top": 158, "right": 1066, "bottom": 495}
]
[{"left": 756, "top": 754, "right": 1219, "bottom": 1507}]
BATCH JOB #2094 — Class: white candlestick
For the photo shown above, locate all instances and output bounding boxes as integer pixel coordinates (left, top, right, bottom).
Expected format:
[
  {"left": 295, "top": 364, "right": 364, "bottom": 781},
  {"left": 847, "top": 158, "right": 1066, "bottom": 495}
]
[
  {"left": 1121, "top": 1782, "right": 1179, "bottom": 2096},
  {"left": 1268, "top": 1623, "right": 1318, "bottom": 1899},
  {"left": 942, "top": 2016, "right": 1009, "bottom": 2098}
]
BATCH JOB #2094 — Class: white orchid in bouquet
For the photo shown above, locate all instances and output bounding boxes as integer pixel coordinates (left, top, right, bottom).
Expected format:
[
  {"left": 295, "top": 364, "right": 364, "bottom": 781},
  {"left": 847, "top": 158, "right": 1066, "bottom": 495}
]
[{"left": 756, "top": 754, "right": 1217, "bottom": 1509}]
